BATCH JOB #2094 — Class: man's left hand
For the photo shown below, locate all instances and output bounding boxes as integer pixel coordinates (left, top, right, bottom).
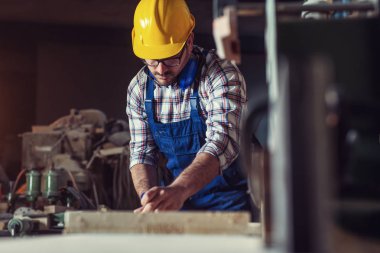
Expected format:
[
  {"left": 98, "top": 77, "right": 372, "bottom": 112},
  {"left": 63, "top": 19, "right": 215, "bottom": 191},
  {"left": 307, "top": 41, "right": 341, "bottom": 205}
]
[{"left": 133, "top": 185, "right": 188, "bottom": 213}]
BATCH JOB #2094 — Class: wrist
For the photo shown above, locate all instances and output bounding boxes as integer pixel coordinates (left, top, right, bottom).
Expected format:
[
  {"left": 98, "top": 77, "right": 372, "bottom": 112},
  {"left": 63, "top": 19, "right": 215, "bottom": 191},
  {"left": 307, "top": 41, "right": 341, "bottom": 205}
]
[{"left": 169, "top": 183, "right": 193, "bottom": 202}]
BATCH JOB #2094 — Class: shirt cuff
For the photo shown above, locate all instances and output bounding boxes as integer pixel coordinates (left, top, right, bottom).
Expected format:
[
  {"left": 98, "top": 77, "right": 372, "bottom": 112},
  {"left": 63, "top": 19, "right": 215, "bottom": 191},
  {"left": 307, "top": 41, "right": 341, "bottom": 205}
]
[
  {"left": 129, "top": 156, "right": 158, "bottom": 169},
  {"left": 198, "top": 143, "right": 231, "bottom": 171}
]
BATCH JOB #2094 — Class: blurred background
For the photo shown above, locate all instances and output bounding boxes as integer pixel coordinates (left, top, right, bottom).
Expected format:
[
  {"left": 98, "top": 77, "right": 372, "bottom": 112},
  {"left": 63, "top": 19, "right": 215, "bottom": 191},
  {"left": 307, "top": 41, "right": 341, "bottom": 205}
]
[
  {"left": 0, "top": 1, "right": 379, "bottom": 252},
  {"left": 0, "top": 0, "right": 265, "bottom": 180}
]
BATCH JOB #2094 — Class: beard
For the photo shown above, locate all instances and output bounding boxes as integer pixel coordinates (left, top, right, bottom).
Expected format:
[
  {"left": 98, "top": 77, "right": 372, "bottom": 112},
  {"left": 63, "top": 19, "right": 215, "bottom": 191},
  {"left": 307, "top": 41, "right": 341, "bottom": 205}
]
[{"left": 153, "top": 71, "right": 176, "bottom": 85}]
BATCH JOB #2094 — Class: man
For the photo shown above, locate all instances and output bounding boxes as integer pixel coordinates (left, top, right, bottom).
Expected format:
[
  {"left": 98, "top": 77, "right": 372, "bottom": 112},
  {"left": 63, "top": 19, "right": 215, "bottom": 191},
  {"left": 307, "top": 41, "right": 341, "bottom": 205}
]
[{"left": 126, "top": 0, "right": 251, "bottom": 214}]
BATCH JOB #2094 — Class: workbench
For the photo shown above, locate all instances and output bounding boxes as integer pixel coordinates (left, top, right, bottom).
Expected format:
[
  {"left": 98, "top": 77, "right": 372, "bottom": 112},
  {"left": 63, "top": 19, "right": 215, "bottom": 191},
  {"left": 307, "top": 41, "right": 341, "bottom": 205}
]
[{"left": 0, "top": 233, "right": 265, "bottom": 253}]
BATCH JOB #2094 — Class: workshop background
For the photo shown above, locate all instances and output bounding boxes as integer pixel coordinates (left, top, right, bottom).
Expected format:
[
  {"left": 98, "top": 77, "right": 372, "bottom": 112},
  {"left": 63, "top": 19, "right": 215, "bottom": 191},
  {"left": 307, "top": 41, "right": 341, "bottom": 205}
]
[
  {"left": 0, "top": 0, "right": 379, "bottom": 252},
  {"left": 0, "top": 0, "right": 265, "bottom": 180}
]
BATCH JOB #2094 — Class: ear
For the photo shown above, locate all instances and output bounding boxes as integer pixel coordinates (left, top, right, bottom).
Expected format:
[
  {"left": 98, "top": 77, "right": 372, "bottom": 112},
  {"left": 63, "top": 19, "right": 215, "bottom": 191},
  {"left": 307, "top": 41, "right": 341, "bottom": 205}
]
[{"left": 187, "top": 32, "right": 194, "bottom": 49}]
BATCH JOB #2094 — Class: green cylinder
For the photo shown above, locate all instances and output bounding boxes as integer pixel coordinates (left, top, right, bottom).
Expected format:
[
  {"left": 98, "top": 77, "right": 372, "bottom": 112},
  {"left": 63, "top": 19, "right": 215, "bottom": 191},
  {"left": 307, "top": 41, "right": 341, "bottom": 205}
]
[
  {"left": 43, "top": 169, "right": 60, "bottom": 199},
  {"left": 26, "top": 170, "right": 41, "bottom": 201}
]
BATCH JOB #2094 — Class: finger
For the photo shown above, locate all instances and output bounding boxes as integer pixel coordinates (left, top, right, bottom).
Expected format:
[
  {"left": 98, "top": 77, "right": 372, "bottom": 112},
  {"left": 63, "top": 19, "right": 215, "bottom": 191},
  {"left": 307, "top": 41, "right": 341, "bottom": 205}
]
[
  {"left": 134, "top": 206, "right": 144, "bottom": 213},
  {"left": 152, "top": 198, "right": 170, "bottom": 212},
  {"left": 141, "top": 201, "right": 161, "bottom": 213},
  {"left": 142, "top": 187, "right": 160, "bottom": 205}
]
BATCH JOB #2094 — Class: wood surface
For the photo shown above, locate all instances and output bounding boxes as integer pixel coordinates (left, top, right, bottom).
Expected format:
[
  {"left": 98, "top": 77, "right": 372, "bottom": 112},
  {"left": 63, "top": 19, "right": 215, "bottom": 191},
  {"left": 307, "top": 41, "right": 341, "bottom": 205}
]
[{"left": 64, "top": 211, "right": 256, "bottom": 235}]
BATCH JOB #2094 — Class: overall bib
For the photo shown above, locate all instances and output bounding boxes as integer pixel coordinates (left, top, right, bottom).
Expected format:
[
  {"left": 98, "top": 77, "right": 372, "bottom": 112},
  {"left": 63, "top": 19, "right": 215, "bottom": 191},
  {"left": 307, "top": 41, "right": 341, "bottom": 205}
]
[{"left": 144, "top": 57, "right": 251, "bottom": 212}]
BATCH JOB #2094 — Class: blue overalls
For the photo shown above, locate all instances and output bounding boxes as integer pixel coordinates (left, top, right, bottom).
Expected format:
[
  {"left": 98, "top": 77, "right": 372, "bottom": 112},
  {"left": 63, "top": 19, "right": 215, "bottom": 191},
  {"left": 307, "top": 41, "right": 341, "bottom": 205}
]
[{"left": 144, "top": 55, "right": 251, "bottom": 212}]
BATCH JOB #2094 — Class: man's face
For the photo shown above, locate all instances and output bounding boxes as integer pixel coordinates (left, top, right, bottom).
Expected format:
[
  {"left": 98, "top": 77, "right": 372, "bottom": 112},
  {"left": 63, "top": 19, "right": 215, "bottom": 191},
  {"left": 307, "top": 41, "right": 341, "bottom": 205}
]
[{"left": 144, "top": 34, "right": 193, "bottom": 86}]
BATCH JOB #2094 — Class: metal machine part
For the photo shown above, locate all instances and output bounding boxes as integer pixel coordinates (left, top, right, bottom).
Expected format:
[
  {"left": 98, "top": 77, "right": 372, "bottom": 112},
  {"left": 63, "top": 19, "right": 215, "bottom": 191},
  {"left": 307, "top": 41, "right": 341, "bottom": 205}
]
[
  {"left": 13, "top": 207, "right": 36, "bottom": 216},
  {"left": 7, "top": 207, "right": 41, "bottom": 236},
  {"left": 4, "top": 206, "right": 60, "bottom": 237},
  {"left": 21, "top": 132, "right": 63, "bottom": 169},
  {"left": 7, "top": 218, "right": 38, "bottom": 236},
  {"left": 43, "top": 169, "right": 60, "bottom": 202},
  {"left": 51, "top": 154, "right": 90, "bottom": 191},
  {"left": 3, "top": 108, "right": 138, "bottom": 233},
  {"left": 25, "top": 170, "right": 41, "bottom": 202}
]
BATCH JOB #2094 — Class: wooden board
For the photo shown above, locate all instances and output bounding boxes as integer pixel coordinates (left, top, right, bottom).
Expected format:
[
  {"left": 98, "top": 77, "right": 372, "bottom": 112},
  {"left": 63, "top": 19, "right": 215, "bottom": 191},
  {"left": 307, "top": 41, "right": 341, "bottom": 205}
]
[
  {"left": 44, "top": 205, "right": 69, "bottom": 214},
  {"left": 64, "top": 211, "right": 254, "bottom": 235},
  {"left": 0, "top": 220, "right": 6, "bottom": 230},
  {"left": 0, "top": 202, "right": 8, "bottom": 213}
]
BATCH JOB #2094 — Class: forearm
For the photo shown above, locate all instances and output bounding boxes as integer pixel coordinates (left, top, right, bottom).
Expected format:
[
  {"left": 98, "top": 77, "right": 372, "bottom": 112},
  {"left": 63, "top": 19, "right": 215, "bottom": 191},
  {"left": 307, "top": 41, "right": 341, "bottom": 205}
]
[
  {"left": 170, "top": 152, "right": 220, "bottom": 199},
  {"left": 130, "top": 163, "right": 158, "bottom": 198}
]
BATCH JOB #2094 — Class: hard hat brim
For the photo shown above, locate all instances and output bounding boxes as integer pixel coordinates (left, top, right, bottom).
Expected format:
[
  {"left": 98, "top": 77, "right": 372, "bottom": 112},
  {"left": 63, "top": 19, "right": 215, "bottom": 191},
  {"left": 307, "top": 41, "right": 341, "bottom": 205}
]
[{"left": 132, "top": 29, "right": 189, "bottom": 60}]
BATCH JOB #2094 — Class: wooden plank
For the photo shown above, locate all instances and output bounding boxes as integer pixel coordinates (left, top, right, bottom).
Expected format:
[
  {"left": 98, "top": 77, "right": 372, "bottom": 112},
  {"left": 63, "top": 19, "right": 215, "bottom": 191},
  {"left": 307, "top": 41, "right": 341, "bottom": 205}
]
[
  {"left": 31, "top": 125, "right": 52, "bottom": 133},
  {"left": 0, "top": 220, "right": 6, "bottom": 230},
  {"left": 34, "top": 217, "right": 50, "bottom": 230},
  {"left": 0, "top": 202, "right": 8, "bottom": 213},
  {"left": 246, "top": 222, "right": 262, "bottom": 237},
  {"left": 64, "top": 211, "right": 252, "bottom": 235},
  {"left": 44, "top": 205, "right": 69, "bottom": 214}
]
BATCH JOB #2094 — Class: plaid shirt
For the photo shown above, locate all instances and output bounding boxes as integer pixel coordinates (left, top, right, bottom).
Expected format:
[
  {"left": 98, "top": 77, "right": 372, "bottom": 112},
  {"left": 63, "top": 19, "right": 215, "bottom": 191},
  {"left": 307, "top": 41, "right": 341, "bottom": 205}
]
[{"left": 126, "top": 46, "right": 247, "bottom": 171}]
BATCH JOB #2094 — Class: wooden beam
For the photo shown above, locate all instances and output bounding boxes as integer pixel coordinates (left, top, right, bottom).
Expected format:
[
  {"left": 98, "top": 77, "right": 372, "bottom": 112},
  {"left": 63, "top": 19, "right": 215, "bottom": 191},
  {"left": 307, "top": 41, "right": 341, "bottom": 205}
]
[{"left": 64, "top": 211, "right": 255, "bottom": 235}]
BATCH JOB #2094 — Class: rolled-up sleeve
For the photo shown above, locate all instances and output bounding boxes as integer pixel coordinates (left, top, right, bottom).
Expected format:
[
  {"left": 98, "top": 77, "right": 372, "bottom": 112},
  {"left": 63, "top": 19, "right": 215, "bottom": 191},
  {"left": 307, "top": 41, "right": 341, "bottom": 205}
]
[
  {"left": 198, "top": 59, "right": 247, "bottom": 171},
  {"left": 126, "top": 73, "right": 159, "bottom": 168}
]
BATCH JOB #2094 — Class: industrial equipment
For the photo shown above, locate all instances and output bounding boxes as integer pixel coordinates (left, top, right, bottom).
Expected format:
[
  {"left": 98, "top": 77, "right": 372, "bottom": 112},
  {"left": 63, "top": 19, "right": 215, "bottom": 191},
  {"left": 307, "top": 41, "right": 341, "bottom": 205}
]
[{"left": 0, "top": 109, "right": 139, "bottom": 236}]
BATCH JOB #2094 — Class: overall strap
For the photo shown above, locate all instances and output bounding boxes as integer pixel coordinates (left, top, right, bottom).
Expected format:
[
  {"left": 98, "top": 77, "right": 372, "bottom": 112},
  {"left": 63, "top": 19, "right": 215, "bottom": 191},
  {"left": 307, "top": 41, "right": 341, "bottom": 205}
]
[
  {"left": 190, "top": 49, "right": 207, "bottom": 122},
  {"left": 144, "top": 73, "right": 156, "bottom": 123}
]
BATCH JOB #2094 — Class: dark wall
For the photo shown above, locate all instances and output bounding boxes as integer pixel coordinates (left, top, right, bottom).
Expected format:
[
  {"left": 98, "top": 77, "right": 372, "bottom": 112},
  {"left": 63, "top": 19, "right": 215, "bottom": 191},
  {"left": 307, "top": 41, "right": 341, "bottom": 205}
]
[
  {"left": 0, "top": 23, "right": 142, "bottom": 178},
  {"left": 0, "top": 39, "right": 36, "bottom": 179},
  {"left": 0, "top": 5, "right": 266, "bottom": 179},
  {"left": 36, "top": 38, "right": 136, "bottom": 124}
]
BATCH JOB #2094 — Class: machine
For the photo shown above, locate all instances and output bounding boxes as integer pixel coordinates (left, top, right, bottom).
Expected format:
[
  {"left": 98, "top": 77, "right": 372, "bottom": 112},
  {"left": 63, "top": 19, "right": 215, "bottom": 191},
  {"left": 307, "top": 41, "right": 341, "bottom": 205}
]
[{"left": 0, "top": 109, "right": 139, "bottom": 236}]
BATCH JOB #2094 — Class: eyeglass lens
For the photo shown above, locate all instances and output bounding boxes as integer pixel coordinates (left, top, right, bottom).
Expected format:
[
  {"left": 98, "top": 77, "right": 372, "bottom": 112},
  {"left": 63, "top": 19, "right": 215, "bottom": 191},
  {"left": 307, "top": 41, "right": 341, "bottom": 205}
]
[{"left": 144, "top": 45, "right": 186, "bottom": 67}]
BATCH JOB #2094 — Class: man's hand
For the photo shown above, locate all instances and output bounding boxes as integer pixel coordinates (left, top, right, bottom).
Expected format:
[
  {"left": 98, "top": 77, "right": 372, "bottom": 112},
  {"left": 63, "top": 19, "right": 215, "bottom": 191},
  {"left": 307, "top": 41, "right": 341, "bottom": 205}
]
[
  {"left": 133, "top": 153, "right": 220, "bottom": 213},
  {"left": 134, "top": 185, "right": 187, "bottom": 213}
]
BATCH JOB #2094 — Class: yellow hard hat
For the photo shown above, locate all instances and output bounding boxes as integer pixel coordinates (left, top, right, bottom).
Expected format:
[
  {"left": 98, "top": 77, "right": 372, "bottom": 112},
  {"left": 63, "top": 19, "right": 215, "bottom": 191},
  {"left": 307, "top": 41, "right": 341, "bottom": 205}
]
[{"left": 132, "top": 0, "right": 195, "bottom": 60}]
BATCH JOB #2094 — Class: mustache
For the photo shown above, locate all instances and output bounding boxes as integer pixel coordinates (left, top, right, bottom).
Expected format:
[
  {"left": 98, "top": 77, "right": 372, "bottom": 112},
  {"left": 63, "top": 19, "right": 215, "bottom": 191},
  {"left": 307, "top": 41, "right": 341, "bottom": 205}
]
[{"left": 153, "top": 71, "right": 175, "bottom": 78}]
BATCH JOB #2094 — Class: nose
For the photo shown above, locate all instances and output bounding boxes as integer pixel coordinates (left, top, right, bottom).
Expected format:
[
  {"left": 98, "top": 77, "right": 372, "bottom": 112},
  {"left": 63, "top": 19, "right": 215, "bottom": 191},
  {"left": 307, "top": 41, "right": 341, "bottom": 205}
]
[{"left": 155, "top": 62, "right": 167, "bottom": 75}]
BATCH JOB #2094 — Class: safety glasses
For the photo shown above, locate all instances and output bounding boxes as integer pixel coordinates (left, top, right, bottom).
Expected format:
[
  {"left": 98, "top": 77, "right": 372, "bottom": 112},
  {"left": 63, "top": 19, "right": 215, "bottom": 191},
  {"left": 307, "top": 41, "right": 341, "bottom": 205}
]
[{"left": 142, "top": 45, "right": 187, "bottom": 68}]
